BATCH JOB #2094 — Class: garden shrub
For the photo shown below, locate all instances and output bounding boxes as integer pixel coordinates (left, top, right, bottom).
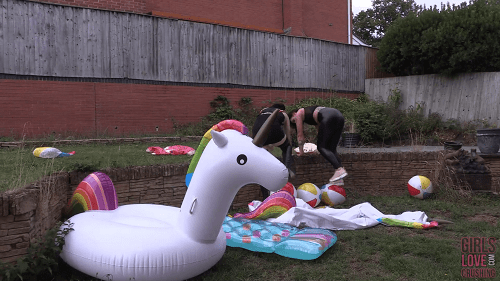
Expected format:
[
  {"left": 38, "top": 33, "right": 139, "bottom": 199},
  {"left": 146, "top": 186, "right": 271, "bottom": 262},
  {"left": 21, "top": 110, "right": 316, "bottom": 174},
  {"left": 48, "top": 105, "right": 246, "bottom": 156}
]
[
  {"left": 378, "top": 0, "right": 500, "bottom": 76},
  {"left": 0, "top": 221, "right": 74, "bottom": 281}
]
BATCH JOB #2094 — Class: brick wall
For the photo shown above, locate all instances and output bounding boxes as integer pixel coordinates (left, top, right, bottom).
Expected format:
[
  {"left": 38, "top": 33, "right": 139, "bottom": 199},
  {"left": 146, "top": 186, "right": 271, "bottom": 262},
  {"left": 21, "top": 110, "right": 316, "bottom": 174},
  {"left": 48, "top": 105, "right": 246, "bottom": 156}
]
[
  {"left": 301, "top": 0, "right": 349, "bottom": 42},
  {"left": 31, "top": 0, "right": 349, "bottom": 43},
  {"left": 150, "top": 0, "right": 284, "bottom": 34},
  {"left": 0, "top": 173, "right": 69, "bottom": 263},
  {"left": 33, "top": 0, "right": 148, "bottom": 14},
  {"left": 2, "top": 150, "right": 498, "bottom": 263},
  {"left": 0, "top": 79, "right": 358, "bottom": 139}
]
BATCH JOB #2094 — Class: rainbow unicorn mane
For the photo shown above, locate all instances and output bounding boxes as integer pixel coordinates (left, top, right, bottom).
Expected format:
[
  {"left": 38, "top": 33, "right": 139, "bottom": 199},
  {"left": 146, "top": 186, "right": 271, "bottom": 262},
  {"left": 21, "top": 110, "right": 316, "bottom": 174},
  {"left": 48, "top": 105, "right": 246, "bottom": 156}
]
[{"left": 186, "top": 119, "right": 248, "bottom": 187}]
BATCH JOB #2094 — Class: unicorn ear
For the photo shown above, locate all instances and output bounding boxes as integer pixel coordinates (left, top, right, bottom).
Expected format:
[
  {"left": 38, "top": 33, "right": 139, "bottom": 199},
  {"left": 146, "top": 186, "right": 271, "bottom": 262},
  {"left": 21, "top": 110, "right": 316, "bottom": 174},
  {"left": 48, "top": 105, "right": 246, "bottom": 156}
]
[{"left": 211, "top": 130, "right": 228, "bottom": 148}]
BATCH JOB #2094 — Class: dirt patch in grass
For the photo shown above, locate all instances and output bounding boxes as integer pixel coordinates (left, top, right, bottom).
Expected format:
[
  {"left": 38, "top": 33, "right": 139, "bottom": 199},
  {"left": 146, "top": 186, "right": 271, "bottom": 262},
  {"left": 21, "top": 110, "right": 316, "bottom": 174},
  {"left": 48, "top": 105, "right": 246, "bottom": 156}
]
[
  {"left": 468, "top": 214, "right": 499, "bottom": 226},
  {"left": 428, "top": 210, "right": 454, "bottom": 220}
]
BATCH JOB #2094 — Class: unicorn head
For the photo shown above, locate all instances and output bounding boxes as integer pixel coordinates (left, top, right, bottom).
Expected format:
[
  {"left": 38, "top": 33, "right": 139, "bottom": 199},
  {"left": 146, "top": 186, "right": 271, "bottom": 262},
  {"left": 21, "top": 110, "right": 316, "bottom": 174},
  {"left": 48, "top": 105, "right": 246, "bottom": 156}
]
[{"left": 179, "top": 110, "right": 289, "bottom": 242}]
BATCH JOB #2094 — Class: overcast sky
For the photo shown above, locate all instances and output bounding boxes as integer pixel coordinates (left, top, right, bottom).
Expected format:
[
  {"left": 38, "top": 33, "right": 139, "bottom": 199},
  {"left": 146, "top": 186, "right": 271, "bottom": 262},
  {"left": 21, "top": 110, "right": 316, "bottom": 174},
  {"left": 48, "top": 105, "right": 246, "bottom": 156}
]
[{"left": 352, "top": 0, "right": 472, "bottom": 16}]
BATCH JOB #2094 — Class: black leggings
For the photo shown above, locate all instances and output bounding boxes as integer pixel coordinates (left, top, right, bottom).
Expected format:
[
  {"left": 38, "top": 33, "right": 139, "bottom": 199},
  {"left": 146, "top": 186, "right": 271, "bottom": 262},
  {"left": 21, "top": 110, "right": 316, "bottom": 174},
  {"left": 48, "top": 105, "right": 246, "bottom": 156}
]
[
  {"left": 253, "top": 111, "right": 295, "bottom": 199},
  {"left": 316, "top": 108, "right": 344, "bottom": 169}
]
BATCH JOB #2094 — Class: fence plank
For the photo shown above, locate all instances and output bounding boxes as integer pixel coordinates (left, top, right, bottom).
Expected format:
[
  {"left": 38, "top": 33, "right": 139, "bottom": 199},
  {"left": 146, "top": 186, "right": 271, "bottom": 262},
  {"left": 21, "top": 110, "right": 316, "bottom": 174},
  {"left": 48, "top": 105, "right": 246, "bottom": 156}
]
[
  {"left": 99, "top": 11, "right": 110, "bottom": 77},
  {"left": 6, "top": 0, "right": 16, "bottom": 74},
  {"left": 109, "top": 12, "right": 122, "bottom": 78},
  {"left": 13, "top": 0, "right": 26, "bottom": 75},
  {"left": 0, "top": 0, "right": 5, "bottom": 73}
]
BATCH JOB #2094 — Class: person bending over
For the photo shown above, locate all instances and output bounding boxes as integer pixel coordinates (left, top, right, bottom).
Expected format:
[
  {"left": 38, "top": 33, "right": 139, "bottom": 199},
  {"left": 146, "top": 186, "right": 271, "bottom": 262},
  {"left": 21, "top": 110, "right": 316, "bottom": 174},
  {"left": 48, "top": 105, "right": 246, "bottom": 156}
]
[
  {"left": 252, "top": 103, "right": 295, "bottom": 199},
  {"left": 289, "top": 105, "right": 347, "bottom": 183}
]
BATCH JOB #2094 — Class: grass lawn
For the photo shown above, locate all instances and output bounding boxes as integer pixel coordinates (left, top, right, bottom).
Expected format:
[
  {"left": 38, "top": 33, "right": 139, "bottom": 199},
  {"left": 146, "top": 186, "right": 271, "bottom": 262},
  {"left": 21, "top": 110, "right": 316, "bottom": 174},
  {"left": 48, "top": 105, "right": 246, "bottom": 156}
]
[
  {"left": 55, "top": 193, "right": 499, "bottom": 281},
  {"left": 0, "top": 141, "right": 201, "bottom": 192}
]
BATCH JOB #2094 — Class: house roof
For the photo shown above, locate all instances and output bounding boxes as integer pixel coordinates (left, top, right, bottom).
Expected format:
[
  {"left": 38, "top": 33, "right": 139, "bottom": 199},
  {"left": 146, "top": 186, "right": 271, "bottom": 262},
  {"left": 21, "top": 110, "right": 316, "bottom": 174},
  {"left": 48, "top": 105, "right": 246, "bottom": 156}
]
[{"left": 352, "top": 35, "right": 371, "bottom": 47}]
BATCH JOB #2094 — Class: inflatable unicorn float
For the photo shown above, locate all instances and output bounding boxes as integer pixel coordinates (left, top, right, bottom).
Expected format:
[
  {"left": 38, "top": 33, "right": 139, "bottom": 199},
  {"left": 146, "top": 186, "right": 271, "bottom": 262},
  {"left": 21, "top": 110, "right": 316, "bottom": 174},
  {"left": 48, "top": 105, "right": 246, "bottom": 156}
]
[{"left": 60, "top": 110, "right": 288, "bottom": 281}]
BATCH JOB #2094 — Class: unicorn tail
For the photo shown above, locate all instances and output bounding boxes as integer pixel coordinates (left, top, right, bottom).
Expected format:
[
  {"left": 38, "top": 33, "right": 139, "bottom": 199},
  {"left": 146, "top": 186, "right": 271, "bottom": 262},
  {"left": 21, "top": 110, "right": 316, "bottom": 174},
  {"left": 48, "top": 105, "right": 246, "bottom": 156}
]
[
  {"left": 233, "top": 189, "right": 296, "bottom": 220},
  {"left": 63, "top": 172, "right": 118, "bottom": 218}
]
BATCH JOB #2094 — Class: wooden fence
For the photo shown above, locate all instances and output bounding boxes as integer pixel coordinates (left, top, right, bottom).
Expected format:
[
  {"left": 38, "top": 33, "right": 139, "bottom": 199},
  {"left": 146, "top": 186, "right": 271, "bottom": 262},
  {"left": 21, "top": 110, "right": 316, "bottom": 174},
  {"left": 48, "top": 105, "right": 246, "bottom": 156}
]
[{"left": 0, "top": 0, "right": 370, "bottom": 92}]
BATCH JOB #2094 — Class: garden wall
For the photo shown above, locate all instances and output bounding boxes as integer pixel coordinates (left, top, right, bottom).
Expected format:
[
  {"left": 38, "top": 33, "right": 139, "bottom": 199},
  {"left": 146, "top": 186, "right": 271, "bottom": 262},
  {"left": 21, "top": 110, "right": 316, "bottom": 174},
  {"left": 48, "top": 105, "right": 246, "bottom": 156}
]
[
  {"left": 365, "top": 72, "right": 500, "bottom": 127},
  {"left": 1, "top": 151, "right": 499, "bottom": 263}
]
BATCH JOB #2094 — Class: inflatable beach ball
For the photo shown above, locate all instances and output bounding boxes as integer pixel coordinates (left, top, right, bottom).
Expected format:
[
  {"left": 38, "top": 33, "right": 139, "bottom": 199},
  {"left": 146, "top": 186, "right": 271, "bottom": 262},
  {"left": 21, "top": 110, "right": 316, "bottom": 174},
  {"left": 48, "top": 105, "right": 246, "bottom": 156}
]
[
  {"left": 297, "top": 183, "right": 321, "bottom": 208},
  {"left": 320, "top": 183, "right": 346, "bottom": 206},
  {"left": 407, "top": 175, "right": 433, "bottom": 199}
]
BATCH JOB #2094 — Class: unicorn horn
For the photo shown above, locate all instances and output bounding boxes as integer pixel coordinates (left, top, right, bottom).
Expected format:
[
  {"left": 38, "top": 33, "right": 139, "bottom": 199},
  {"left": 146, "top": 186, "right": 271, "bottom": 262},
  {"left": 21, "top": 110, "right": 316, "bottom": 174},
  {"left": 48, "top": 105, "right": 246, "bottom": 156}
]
[{"left": 253, "top": 109, "right": 279, "bottom": 147}]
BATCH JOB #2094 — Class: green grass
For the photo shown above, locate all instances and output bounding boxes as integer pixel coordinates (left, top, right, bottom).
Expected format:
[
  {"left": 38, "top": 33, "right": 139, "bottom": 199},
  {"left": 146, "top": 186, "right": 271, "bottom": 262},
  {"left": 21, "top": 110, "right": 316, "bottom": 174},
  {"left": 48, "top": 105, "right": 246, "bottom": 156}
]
[
  {"left": 0, "top": 141, "right": 201, "bottom": 192},
  {"left": 53, "top": 193, "right": 499, "bottom": 281},
  {"left": 0, "top": 140, "right": 290, "bottom": 192},
  {"left": 191, "top": 193, "right": 500, "bottom": 281}
]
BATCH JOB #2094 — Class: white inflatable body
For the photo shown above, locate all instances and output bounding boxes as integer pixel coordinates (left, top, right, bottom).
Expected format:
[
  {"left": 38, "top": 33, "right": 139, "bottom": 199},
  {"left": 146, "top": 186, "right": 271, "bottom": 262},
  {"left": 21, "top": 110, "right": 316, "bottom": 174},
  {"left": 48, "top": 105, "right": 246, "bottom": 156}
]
[
  {"left": 60, "top": 116, "right": 289, "bottom": 281},
  {"left": 61, "top": 205, "right": 226, "bottom": 281}
]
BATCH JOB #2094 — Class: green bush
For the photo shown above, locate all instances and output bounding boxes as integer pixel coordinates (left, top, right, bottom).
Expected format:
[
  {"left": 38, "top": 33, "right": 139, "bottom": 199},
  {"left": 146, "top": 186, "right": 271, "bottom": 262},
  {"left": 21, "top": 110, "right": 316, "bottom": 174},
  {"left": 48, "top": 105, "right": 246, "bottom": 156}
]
[
  {"left": 378, "top": 0, "right": 500, "bottom": 76},
  {"left": 284, "top": 91, "right": 454, "bottom": 144},
  {"left": 0, "top": 221, "right": 74, "bottom": 281}
]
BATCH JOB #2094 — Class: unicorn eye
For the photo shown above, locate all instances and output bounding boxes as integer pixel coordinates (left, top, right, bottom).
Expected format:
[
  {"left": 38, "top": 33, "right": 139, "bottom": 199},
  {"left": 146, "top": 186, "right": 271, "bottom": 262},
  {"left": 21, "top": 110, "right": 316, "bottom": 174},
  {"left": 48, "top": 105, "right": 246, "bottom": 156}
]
[{"left": 237, "top": 154, "right": 247, "bottom": 165}]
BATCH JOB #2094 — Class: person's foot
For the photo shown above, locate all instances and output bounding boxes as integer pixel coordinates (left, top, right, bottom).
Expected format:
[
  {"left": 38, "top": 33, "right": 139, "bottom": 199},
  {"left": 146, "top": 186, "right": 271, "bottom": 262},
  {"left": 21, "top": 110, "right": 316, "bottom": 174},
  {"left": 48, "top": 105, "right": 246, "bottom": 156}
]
[
  {"left": 329, "top": 167, "right": 348, "bottom": 182},
  {"left": 330, "top": 178, "right": 344, "bottom": 186}
]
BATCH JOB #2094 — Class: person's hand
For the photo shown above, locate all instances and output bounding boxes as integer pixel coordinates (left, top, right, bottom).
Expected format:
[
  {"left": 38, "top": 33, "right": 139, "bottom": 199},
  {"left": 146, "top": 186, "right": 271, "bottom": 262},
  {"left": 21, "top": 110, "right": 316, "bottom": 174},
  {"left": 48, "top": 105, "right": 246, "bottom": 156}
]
[{"left": 293, "top": 148, "right": 304, "bottom": 156}]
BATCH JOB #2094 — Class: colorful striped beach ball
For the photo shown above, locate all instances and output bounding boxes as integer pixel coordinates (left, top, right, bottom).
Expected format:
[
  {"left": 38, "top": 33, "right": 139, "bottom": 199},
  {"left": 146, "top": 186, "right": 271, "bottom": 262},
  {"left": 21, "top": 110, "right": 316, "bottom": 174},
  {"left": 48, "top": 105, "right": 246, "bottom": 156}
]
[
  {"left": 320, "top": 183, "right": 346, "bottom": 206},
  {"left": 407, "top": 175, "right": 433, "bottom": 199},
  {"left": 297, "top": 183, "right": 321, "bottom": 208}
]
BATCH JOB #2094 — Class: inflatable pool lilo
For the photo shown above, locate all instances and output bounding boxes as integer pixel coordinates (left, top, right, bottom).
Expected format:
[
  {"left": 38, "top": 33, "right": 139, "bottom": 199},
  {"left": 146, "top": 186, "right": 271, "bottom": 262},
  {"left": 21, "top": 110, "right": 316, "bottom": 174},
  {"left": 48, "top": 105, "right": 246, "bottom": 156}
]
[
  {"left": 33, "top": 147, "right": 75, "bottom": 158},
  {"left": 223, "top": 216, "right": 337, "bottom": 260},
  {"left": 60, "top": 110, "right": 289, "bottom": 281}
]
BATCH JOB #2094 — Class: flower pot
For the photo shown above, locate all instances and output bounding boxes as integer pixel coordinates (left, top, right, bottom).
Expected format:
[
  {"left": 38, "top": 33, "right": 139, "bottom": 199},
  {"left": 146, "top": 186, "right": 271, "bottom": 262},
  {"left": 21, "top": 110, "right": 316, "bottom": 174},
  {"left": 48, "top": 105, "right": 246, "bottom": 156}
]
[
  {"left": 444, "top": 141, "right": 462, "bottom": 151},
  {"left": 342, "top": 133, "right": 360, "bottom": 147},
  {"left": 476, "top": 129, "right": 500, "bottom": 154}
]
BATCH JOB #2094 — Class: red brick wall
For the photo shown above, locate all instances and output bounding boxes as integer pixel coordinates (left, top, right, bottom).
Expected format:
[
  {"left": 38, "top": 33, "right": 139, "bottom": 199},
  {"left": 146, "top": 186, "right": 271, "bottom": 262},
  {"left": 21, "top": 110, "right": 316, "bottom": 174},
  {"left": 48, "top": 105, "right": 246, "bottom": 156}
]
[
  {"left": 0, "top": 79, "right": 357, "bottom": 139},
  {"left": 0, "top": 80, "right": 96, "bottom": 138},
  {"left": 302, "top": 0, "right": 349, "bottom": 43},
  {"left": 32, "top": 0, "right": 349, "bottom": 43},
  {"left": 34, "top": 0, "right": 147, "bottom": 13},
  {"left": 149, "top": 0, "right": 284, "bottom": 34}
]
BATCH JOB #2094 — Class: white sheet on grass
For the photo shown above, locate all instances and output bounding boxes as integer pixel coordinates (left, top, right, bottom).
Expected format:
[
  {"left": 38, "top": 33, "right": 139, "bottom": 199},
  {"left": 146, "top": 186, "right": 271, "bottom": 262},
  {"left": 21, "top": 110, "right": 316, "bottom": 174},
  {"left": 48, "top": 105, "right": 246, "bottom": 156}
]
[{"left": 250, "top": 199, "right": 429, "bottom": 230}]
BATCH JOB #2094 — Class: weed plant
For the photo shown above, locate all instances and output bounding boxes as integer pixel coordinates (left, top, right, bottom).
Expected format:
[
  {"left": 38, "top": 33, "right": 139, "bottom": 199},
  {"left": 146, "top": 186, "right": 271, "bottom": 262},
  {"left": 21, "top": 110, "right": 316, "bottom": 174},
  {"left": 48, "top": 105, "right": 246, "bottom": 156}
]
[
  {"left": 173, "top": 95, "right": 261, "bottom": 137},
  {"left": 0, "top": 221, "right": 74, "bottom": 281}
]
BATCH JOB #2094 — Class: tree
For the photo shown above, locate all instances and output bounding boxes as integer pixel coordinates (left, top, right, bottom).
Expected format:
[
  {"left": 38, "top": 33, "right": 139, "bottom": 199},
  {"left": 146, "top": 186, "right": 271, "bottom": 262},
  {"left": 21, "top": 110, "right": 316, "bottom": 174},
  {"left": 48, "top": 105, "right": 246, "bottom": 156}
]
[
  {"left": 376, "top": 9, "right": 444, "bottom": 75},
  {"left": 377, "top": 0, "right": 500, "bottom": 76},
  {"left": 353, "top": 0, "right": 422, "bottom": 47}
]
